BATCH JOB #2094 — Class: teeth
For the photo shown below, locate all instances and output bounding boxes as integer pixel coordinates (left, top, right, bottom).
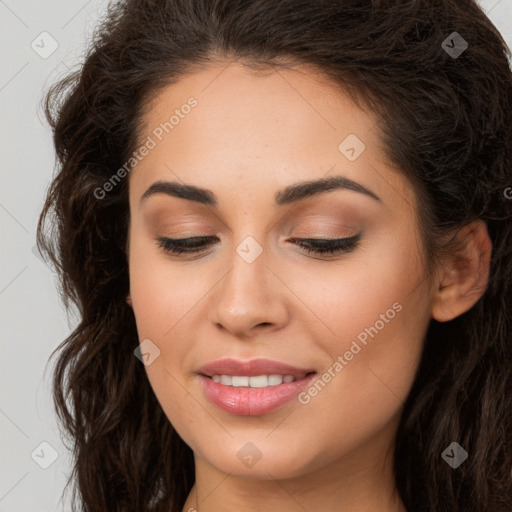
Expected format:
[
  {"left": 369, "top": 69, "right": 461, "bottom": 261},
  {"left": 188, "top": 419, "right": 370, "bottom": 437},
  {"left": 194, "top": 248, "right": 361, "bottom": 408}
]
[
  {"left": 268, "top": 374, "right": 283, "bottom": 386},
  {"left": 220, "top": 375, "right": 232, "bottom": 385},
  {"left": 232, "top": 376, "right": 249, "bottom": 387},
  {"left": 210, "top": 374, "right": 298, "bottom": 387}
]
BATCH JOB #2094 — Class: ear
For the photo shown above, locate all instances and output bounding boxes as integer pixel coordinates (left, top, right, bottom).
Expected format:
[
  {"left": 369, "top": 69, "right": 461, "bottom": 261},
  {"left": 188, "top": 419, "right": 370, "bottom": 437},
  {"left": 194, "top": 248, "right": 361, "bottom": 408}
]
[
  {"left": 126, "top": 294, "right": 132, "bottom": 308},
  {"left": 431, "top": 220, "right": 492, "bottom": 322}
]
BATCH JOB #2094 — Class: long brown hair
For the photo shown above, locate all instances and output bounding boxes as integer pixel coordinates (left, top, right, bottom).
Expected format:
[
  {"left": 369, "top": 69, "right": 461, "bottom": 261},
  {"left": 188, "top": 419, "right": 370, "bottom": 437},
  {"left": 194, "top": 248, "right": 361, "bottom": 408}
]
[{"left": 37, "top": 0, "right": 512, "bottom": 510}]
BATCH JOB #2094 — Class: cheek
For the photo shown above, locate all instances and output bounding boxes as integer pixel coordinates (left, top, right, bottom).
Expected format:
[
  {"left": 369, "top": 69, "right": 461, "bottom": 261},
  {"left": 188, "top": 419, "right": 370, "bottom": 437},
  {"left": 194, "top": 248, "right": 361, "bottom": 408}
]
[
  {"left": 127, "top": 240, "right": 206, "bottom": 441},
  {"left": 280, "top": 298, "right": 427, "bottom": 475},
  {"left": 284, "top": 232, "right": 429, "bottom": 417},
  {"left": 128, "top": 229, "right": 213, "bottom": 338},
  {"left": 281, "top": 223, "right": 427, "bottom": 345}
]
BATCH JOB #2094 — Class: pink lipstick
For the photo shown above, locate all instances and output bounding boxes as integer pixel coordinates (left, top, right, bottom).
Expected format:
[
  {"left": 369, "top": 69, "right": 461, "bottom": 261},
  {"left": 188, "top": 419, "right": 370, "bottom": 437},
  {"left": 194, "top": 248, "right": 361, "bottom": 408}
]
[{"left": 197, "top": 358, "right": 317, "bottom": 416}]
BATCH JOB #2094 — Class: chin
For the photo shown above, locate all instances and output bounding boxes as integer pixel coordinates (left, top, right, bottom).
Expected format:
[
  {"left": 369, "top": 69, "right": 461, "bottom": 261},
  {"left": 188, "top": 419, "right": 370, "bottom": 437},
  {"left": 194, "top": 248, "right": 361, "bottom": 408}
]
[{"left": 198, "top": 437, "right": 319, "bottom": 480}]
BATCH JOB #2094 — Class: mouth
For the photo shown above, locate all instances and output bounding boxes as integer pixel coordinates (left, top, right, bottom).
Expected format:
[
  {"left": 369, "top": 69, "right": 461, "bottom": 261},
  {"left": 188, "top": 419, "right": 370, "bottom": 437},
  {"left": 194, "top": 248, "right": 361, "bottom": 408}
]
[
  {"left": 197, "top": 357, "right": 316, "bottom": 379},
  {"left": 196, "top": 358, "right": 317, "bottom": 416},
  {"left": 205, "top": 372, "right": 314, "bottom": 387}
]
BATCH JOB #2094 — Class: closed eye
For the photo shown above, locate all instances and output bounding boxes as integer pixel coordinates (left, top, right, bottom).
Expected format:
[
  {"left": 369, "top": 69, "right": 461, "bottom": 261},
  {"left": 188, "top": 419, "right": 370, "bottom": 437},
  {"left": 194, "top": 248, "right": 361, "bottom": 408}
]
[{"left": 156, "top": 234, "right": 361, "bottom": 257}]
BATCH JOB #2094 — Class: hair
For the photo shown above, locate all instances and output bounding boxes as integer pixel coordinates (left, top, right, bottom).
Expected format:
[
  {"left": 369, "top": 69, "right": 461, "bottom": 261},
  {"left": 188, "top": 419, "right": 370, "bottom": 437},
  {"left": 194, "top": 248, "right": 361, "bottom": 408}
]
[{"left": 36, "top": 0, "right": 512, "bottom": 510}]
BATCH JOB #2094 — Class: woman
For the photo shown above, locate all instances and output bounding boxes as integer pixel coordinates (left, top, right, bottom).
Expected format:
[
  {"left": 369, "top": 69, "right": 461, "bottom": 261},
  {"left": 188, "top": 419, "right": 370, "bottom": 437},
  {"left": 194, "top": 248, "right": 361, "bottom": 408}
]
[{"left": 37, "top": 0, "right": 512, "bottom": 511}]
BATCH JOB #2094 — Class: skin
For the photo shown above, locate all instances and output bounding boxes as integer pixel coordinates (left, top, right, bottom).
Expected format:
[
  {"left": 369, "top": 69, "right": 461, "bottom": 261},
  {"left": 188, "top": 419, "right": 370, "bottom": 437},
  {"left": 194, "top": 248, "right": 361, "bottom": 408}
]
[{"left": 125, "top": 60, "right": 492, "bottom": 512}]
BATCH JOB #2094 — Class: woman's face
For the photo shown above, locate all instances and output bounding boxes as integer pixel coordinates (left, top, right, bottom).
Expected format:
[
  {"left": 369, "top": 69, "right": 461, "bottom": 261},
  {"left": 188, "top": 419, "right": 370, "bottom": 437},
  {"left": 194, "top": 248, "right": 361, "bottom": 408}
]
[{"left": 126, "top": 61, "right": 435, "bottom": 481}]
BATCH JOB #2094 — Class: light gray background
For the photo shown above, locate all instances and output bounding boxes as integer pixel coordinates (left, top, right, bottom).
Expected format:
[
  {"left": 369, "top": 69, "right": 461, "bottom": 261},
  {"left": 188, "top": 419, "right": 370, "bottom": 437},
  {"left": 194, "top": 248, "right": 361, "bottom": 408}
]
[{"left": 1, "top": 1, "right": 511, "bottom": 510}]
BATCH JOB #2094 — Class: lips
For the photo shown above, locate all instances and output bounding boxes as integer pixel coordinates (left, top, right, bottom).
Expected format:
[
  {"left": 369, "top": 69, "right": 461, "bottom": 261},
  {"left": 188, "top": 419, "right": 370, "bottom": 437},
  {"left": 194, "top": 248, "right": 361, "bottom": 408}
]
[
  {"left": 196, "top": 358, "right": 317, "bottom": 416},
  {"left": 197, "top": 358, "right": 315, "bottom": 378}
]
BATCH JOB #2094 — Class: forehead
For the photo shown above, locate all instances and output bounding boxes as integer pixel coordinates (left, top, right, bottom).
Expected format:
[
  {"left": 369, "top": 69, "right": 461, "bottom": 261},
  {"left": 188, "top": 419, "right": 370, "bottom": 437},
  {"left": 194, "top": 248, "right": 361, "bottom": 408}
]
[
  {"left": 137, "top": 60, "right": 377, "bottom": 158},
  {"left": 128, "top": 60, "right": 416, "bottom": 213}
]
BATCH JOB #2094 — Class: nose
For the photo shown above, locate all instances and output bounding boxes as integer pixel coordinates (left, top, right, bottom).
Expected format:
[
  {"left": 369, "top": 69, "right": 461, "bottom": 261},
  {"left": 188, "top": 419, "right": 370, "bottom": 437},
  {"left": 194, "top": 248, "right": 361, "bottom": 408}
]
[{"left": 208, "top": 240, "right": 289, "bottom": 339}]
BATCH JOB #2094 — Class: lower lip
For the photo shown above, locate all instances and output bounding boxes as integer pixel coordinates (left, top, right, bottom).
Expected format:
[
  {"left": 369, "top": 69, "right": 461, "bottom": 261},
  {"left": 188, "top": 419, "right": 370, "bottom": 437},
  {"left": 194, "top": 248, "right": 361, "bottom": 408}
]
[{"left": 199, "top": 373, "right": 317, "bottom": 416}]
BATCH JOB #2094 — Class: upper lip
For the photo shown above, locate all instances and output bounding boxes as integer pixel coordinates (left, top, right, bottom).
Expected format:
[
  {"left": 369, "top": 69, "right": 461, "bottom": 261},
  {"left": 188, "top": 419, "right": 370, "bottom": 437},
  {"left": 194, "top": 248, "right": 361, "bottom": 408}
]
[{"left": 197, "top": 358, "right": 316, "bottom": 378}]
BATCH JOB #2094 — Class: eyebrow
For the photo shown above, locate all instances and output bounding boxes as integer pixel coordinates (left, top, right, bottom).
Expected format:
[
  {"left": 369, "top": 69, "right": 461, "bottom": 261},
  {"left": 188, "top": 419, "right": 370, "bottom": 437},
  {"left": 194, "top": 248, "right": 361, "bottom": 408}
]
[{"left": 139, "top": 174, "right": 381, "bottom": 208}]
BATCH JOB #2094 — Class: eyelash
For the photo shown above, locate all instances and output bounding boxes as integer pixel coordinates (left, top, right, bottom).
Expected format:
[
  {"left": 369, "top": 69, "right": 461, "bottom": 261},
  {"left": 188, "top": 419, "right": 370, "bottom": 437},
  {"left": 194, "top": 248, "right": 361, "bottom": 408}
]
[{"left": 156, "top": 234, "right": 361, "bottom": 257}]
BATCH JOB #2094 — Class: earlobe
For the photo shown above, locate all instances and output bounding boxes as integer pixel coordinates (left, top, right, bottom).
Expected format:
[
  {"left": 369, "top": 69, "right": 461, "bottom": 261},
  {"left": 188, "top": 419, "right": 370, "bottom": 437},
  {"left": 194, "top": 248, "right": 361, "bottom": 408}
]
[
  {"left": 126, "top": 294, "right": 132, "bottom": 308},
  {"left": 431, "top": 220, "right": 492, "bottom": 322}
]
